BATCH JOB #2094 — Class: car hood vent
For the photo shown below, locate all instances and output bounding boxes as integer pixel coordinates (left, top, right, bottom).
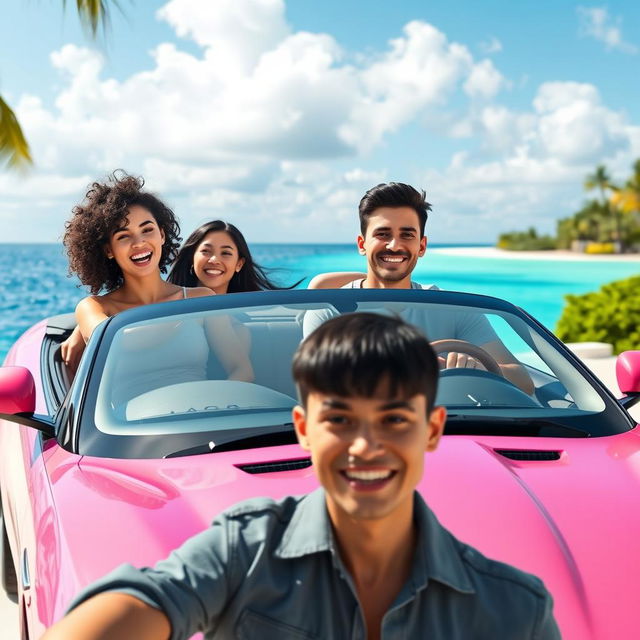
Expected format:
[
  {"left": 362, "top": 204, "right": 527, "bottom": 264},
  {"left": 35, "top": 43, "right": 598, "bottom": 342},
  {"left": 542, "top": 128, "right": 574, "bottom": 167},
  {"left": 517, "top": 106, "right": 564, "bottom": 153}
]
[
  {"left": 236, "top": 458, "right": 312, "bottom": 474},
  {"left": 494, "top": 449, "right": 561, "bottom": 461}
]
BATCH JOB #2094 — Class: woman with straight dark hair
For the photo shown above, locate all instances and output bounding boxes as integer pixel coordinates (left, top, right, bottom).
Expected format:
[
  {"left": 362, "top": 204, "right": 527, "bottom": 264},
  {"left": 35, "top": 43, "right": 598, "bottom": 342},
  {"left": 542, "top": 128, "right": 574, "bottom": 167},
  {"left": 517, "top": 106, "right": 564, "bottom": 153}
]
[{"left": 168, "top": 220, "right": 301, "bottom": 293}]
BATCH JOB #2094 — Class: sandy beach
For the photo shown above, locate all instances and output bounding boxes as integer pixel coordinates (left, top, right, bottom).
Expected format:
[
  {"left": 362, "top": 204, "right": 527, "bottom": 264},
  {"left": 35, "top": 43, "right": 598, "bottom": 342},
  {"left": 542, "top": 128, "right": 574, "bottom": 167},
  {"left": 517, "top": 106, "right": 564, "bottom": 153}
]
[{"left": 430, "top": 246, "right": 640, "bottom": 262}]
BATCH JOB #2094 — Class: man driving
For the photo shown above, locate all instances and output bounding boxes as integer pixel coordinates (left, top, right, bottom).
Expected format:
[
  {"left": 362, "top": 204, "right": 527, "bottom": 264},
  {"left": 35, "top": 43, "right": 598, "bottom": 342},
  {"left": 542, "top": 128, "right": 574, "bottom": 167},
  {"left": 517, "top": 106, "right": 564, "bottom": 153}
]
[{"left": 304, "top": 182, "right": 533, "bottom": 394}]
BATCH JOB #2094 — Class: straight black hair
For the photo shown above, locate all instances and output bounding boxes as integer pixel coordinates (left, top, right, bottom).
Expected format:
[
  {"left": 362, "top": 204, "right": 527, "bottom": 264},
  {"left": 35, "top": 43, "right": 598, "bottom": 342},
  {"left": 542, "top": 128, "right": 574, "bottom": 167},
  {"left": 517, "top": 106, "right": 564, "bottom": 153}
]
[
  {"left": 168, "top": 220, "right": 302, "bottom": 291},
  {"left": 292, "top": 312, "right": 439, "bottom": 412},
  {"left": 358, "top": 182, "right": 431, "bottom": 237}
]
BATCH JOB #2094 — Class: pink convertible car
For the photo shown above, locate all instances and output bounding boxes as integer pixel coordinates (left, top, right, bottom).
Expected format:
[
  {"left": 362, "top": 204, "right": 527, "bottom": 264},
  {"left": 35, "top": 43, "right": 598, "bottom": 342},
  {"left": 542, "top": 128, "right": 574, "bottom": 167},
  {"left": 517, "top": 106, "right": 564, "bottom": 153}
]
[{"left": 1, "top": 289, "right": 640, "bottom": 639}]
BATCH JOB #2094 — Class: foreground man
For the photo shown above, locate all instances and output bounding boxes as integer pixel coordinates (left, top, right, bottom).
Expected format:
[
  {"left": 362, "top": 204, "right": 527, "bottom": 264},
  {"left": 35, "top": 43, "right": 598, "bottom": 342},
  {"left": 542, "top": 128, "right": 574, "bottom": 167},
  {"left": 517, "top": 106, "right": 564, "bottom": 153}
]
[{"left": 42, "top": 314, "right": 559, "bottom": 639}]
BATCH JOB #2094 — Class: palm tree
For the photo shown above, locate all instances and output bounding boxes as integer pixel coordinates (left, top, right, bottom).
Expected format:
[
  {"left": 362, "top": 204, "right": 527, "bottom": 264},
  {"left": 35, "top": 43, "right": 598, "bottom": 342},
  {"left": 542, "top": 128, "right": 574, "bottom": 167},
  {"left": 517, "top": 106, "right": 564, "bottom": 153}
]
[
  {"left": 0, "top": 96, "right": 32, "bottom": 169},
  {"left": 0, "top": 1, "right": 116, "bottom": 170},
  {"left": 585, "top": 165, "right": 611, "bottom": 205},
  {"left": 610, "top": 159, "right": 640, "bottom": 252},
  {"left": 584, "top": 164, "right": 620, "bottom": 251},
  {"left": 611, "top": 160, "right": 640, "bottom": 213}
]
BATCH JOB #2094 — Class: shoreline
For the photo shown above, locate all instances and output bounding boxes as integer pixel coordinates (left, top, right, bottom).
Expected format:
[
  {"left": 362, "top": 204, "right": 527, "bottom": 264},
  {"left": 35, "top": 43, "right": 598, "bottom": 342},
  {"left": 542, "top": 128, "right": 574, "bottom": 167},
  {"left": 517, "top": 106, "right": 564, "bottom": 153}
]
[{"left": 429, "top": 246, "right": 640, "bottom": 262}]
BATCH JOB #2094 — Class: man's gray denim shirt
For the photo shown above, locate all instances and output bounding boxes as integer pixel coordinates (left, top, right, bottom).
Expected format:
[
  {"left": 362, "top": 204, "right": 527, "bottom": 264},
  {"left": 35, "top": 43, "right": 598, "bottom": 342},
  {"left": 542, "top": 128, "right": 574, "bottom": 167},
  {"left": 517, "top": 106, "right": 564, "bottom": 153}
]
[{"left": 70, "top": 488, "right": 561, "bottom": 639}]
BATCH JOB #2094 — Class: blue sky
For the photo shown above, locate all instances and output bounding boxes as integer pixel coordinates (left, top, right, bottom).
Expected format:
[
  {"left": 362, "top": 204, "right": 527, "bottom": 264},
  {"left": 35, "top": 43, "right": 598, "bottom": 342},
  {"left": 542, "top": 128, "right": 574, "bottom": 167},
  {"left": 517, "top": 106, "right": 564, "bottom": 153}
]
[{"left": 1, "top": 0, "right": 638, "bottom": 243}]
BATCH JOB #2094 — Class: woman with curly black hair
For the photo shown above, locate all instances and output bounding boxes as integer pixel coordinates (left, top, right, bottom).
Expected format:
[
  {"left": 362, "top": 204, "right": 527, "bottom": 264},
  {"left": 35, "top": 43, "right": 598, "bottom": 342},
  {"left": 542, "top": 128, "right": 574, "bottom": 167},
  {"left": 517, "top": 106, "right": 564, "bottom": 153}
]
[
  {"left": 168, "top": 220, "right": 301, "bottom": 293},
  {"left": 61, "top": 172, "right": 253, "bottom": 383},
  {"left": 64, "top": 172, "right": 186, "bottom": 328}
]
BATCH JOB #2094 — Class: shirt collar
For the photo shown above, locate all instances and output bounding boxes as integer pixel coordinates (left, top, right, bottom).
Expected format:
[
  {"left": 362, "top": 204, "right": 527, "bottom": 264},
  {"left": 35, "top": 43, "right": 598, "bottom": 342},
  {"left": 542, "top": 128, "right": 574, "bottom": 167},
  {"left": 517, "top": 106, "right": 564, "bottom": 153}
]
[
  {"left": 276, "top": 488, "right": 475, "bottom": 595},
  {"left": 412, "top": 492, "right": 475, "bottom": 594},
  {"left": 276, "top": 488, "right": 334, "bottom": 558}
]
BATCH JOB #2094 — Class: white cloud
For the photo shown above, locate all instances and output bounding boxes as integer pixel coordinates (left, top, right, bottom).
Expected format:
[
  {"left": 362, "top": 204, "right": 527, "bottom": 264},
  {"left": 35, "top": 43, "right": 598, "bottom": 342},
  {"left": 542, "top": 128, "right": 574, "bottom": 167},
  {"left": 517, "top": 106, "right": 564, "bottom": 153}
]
[
  {"left": 453, "top": 82, "right": 631, "bottom": 167},
  {"left": 14, "top": 3, "right": 510, "bottom": 185},
  {"left": 340, "top": 21, "right": 507, "bottom": 152},
  {"left": 479, "top": 36, "right": 502, "bottom": 54},
  {"left": 4, "top": 0, "right": 640, "bottom": 244},
  {"left": 577, "top": 6, "right": 638, "bottom": 54},
  {"left": 463, "top": 59, "right": 505, "bottom": 99},
  {"left": 533, "top": 82, "right": 629, "bottom": 163},
  {"left": 477, "top": 106, "right": 535, "bottom": 152},
  {"left": 416, "top": 81, "right": 640, "bottom": 239},
  {"left": 158, "top": 0, "right": 289, "bottom": 73},
  {"left": 421, "top": 155, "right": 587, "bottom": 240}
]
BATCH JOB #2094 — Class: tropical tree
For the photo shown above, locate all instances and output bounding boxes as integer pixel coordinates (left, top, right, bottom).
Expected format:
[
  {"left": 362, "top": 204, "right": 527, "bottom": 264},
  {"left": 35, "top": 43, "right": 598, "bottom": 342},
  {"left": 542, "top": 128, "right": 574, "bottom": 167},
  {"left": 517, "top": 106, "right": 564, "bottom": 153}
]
[
  {"left": 0, "top": 96, "right": 31, "bottom": 169},
  {"left": 584, "top": 164, "right": 620, "bottom": 251},
  {"left": 497, "top": 227, "right": 556, "bottom": 251},
  {"left": 0, "top": 1, "right": 115, "bottom": 170},
  {"left": 609, "top": 159, "right": 640, "bottom": 252},
  {"left": 611, "top": 159, "right": 640, "bottom": 214},
  {"left": 555, "top": 198, "right": 620, "bottom": 249},
  {"left": 584, "top": 164, "right": 611, "bottom": 205}
]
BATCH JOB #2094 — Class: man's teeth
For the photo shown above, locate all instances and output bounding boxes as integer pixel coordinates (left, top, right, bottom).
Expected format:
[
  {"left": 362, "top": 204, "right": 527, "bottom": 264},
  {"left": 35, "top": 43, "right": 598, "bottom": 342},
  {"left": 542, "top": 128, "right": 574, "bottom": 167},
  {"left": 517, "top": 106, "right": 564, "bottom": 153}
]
[
  {"left": 345, "top": 469, "right": 393, "bottom": 481},
  {"left": 131, "top": 252, "right": 152, "bottom": 262},
  {"left": 380, "top": 256, "right": 404, "bottom": 262}
]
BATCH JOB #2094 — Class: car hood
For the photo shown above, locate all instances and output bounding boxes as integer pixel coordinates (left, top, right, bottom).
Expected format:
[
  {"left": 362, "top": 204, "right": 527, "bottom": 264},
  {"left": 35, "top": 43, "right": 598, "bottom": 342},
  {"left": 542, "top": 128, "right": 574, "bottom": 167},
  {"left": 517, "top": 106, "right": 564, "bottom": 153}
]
[{"left": 46, "top": 430, "right": 640, "bottom": 640}]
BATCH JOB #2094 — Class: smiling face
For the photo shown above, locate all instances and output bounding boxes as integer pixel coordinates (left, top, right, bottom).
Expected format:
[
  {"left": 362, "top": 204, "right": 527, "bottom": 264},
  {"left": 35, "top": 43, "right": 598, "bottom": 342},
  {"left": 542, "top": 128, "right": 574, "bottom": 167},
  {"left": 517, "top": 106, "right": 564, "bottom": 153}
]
[
  {"left": 105, "top": 205, "right": 165, "bottom": 277},
  {"left": 293, "top": 385, "right": 446, "bottom": 523},
  {"left": 192, "top": 231, "right": 245, "bottom": 294},
  {"left": 357, "top": 206, "right": 427, "bottom": 288}
]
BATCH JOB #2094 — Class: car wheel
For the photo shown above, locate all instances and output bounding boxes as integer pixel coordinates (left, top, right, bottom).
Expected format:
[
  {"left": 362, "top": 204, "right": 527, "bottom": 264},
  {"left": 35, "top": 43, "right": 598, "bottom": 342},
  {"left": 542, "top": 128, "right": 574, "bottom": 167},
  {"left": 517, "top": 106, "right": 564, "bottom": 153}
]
[{"left": 1, "top": 514, "right": 18, "bottom": 595}]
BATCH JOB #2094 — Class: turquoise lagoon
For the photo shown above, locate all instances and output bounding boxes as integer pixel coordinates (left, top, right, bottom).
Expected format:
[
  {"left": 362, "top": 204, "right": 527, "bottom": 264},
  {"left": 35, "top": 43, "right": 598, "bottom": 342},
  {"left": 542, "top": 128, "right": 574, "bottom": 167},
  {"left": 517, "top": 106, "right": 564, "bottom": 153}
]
[{"left": 1, "top": 243, "right": 638, "bottom": 362}]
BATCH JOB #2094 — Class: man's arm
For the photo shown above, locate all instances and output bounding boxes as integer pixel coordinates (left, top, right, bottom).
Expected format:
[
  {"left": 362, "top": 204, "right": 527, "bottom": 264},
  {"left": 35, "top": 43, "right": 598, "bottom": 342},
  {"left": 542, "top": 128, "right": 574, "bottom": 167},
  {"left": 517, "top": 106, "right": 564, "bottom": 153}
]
[
  {"left": 307, "top": 272, "right": 365, "bottom": 289},
  {"left": 41, "top": 593, "right": 170, "bottom": 640},
  {"left": 480, "top": 340, "right": 534, "bottom": 395},
  {"left": 445, "top": 309, "right": 535, "bottom": 395},
  {"left": 44, "top": 516, "right": 236, "bottom": 640}
]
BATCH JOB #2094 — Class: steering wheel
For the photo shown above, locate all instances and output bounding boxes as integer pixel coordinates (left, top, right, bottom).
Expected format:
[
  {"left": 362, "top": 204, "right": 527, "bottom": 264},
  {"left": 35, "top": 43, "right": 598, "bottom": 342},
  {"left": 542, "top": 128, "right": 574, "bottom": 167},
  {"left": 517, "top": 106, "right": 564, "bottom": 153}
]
[{"left": 430, "top": 339, "right": 503, "bottom": 377}]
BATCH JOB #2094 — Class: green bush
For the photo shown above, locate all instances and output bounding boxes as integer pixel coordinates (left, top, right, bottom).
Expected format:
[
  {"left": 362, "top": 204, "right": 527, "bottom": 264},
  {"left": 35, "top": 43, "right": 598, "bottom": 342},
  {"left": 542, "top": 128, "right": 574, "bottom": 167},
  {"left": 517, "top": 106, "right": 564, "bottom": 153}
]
[
  {"left": 556, "top": 275, "right": 640, "bottom": 353},
  {"left": 497, "top": 228, "right": 557, "bottom": 251}
]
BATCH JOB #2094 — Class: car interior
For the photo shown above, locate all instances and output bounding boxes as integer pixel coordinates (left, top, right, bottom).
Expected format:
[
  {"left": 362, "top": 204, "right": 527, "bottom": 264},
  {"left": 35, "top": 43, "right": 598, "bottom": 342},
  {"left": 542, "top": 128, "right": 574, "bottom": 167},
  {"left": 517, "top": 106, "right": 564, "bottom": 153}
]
[{"left": 44, "top": 303, "right": 603, "bottom": 432}]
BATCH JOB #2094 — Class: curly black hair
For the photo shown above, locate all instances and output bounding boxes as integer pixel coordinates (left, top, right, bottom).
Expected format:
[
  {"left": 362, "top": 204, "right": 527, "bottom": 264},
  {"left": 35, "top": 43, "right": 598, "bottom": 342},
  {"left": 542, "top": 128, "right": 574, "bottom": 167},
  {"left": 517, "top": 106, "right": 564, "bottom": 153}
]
[{"left": 64, "top": 171, "right": 182, "bottom": 294}]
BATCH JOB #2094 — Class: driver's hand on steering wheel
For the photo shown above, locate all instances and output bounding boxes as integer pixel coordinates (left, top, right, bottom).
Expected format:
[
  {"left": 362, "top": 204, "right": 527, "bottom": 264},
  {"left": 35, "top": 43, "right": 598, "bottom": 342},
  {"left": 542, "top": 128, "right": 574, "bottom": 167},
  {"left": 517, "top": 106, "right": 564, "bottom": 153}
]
[{"left": 439, "top": 352, "right": 487, "bottom": 371}]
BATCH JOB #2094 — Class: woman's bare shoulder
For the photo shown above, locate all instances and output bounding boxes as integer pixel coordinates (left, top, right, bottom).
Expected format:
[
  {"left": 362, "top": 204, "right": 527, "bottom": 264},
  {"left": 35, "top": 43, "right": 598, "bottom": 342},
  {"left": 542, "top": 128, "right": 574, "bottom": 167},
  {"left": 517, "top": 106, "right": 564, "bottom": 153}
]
[
  {"left": 185, "top": 286, "right": 216, "bottom": 299},
  {"left": 76, "top": 294, "right": 109, "bottom": 313}
]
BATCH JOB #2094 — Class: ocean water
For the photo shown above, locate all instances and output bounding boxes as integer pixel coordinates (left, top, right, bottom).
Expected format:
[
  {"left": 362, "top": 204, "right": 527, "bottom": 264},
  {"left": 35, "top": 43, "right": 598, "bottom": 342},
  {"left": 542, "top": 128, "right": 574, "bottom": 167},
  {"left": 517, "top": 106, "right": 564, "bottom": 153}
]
[{"left": 1, "top": 243, "right": 639, "bottom": 362}]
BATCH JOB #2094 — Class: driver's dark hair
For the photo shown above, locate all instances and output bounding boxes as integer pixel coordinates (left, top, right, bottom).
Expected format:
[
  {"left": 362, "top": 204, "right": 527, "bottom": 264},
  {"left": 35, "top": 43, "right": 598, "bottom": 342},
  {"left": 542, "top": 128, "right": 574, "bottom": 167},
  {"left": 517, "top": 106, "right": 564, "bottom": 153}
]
[
  {"left": 359, "top": 182, "right": 431, "bottom": 237},
  {"left": 292, "top": 313, "right": 439, "bottom": 413}
]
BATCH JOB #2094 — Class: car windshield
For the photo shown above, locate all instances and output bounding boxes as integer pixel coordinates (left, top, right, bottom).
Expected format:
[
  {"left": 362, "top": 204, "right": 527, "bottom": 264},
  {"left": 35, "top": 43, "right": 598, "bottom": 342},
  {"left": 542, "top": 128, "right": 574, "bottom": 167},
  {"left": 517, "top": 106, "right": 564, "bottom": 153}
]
[{"left": 78, "top": 290, "right": 630, "bottom": 458}]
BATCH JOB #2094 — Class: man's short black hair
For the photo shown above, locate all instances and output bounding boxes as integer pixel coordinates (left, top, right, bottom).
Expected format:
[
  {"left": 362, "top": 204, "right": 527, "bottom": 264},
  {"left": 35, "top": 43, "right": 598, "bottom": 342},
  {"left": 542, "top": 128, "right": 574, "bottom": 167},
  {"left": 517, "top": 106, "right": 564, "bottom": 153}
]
[
  {"left": 359, "top": 182, "right": 432, "bottom": 237},
  {"left": 293, "top": 312, "right": 439, "bottom": 413}
]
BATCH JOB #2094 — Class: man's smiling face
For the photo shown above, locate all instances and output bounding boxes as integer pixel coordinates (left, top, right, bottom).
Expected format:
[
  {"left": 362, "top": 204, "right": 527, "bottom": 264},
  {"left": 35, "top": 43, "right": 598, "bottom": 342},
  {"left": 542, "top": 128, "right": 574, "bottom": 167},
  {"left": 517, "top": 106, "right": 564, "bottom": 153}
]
[
  {"left": 357, "top": 206, "right": 427, "bottom": 287},
  {"left": 293, "top": 386, "right": 446, "bottom": 523}
]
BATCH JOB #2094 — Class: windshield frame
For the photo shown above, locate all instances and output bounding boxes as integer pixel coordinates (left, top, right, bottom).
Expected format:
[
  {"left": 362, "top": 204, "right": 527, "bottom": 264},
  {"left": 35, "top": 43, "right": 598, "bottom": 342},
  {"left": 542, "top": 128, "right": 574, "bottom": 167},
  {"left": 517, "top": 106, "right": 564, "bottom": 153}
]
[{"left": 71, "top": 289, "right": 634, "bottom": 459}]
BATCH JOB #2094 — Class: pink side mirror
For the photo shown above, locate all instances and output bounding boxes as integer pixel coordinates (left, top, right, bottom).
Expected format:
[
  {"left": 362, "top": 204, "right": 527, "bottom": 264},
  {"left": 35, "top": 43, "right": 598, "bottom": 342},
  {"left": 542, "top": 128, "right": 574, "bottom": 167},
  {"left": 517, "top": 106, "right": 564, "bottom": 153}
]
[
  {"left": 616, "top": 351, "right": 640, "bottom": 395},
  {"left": 0, "top": 366, "right": 36, "bottom": 415}
]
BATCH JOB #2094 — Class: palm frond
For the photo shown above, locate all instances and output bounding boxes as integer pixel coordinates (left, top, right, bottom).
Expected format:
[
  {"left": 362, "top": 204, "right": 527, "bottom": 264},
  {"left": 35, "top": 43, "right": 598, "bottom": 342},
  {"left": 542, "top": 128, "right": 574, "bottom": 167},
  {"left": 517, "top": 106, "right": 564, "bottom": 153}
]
[
  {"left": 0, "top": 95, "right": 32, "bottom": 169},
  {"left": 64, "top": 0, "right": 119, "bottom": 36}
]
